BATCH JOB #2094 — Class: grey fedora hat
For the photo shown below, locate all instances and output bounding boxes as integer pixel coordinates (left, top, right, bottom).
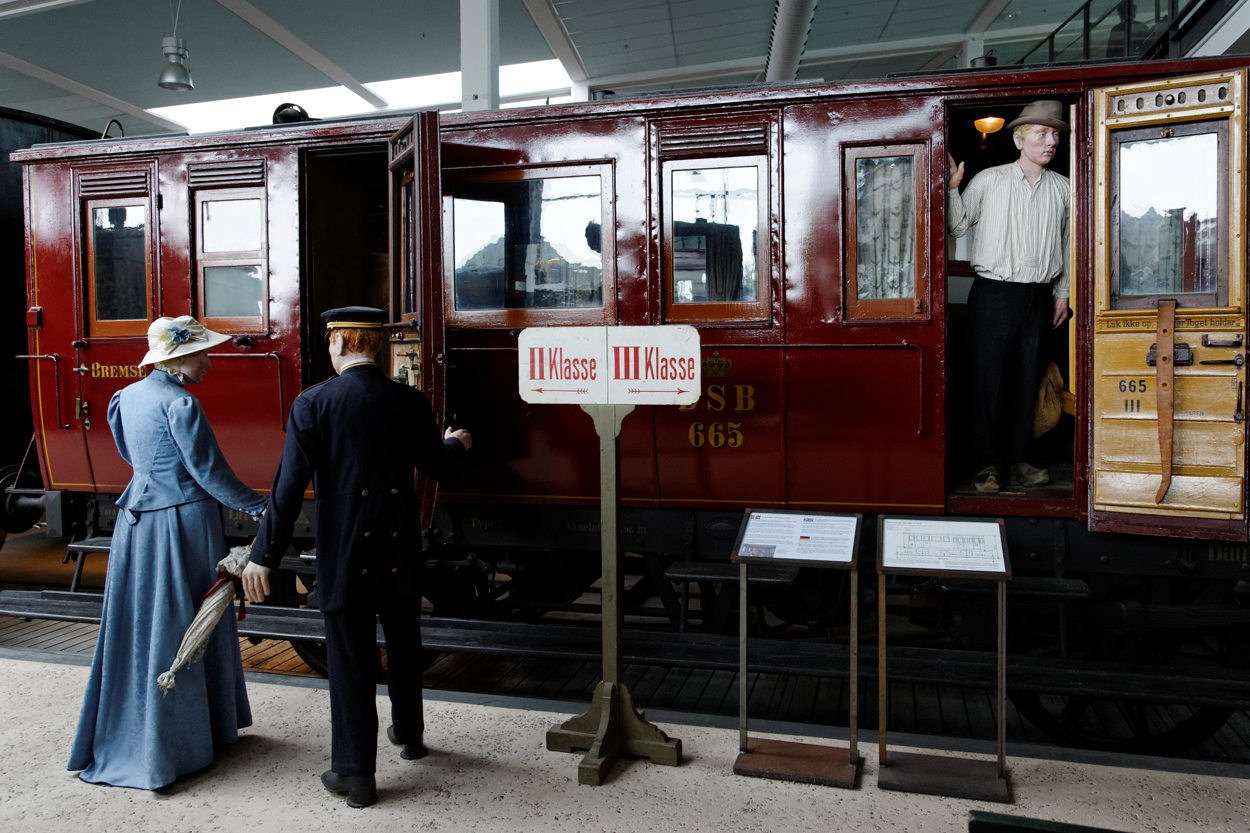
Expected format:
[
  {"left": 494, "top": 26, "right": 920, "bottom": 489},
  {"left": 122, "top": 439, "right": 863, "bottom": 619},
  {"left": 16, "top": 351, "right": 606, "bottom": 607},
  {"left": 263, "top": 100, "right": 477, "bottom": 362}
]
[{"left": 1006, "top": 100, "right": 1069, "bottom": 131}]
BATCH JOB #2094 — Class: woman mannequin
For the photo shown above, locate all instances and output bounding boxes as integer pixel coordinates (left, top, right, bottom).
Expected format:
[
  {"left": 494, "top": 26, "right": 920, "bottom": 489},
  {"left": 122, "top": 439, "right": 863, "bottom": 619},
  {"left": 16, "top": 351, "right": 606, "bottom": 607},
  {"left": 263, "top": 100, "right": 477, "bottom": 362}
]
[{"left": 69, "top": 316, "right": 267, "bottom": 789}]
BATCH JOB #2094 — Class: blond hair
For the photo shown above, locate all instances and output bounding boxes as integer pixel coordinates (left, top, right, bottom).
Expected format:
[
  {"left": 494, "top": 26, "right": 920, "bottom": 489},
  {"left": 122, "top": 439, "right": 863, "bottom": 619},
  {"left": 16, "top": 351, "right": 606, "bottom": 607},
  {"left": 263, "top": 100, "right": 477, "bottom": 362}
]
[{"left": 1013, "top": 123, "right": 1033, "bottom": 141}]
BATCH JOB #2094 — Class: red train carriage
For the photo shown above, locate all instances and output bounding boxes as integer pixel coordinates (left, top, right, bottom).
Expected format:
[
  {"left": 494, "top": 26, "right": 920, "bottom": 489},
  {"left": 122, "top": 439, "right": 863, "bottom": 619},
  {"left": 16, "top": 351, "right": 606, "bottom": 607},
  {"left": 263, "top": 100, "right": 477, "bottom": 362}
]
[{"left": 9, "top": 56, "right": 1250, "bottom": 754}]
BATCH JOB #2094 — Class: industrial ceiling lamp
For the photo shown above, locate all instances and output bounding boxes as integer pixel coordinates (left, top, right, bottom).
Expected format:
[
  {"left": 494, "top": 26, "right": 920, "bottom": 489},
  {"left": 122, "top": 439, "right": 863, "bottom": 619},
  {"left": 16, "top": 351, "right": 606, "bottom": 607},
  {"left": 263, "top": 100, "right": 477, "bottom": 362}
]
[{"left": 158, "top": 0, "right": 193, "bottom": 91}]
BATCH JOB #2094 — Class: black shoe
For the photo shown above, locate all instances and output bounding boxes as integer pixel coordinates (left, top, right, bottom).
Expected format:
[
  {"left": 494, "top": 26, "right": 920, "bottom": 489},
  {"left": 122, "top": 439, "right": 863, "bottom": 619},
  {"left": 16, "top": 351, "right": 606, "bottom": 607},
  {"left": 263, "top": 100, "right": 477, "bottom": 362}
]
[
  {"left": 387, "top": 724, "right": 428, "bottom": 760},
  {"left": 321, "top": 770, "right": 377, "bottom": 808}
]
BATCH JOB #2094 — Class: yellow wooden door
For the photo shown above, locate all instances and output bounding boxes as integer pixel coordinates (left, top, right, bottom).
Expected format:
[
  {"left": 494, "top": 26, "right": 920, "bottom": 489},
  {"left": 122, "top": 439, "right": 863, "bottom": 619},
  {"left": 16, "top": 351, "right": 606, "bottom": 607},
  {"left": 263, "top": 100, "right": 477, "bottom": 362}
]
[{"left": 1091, "top": 70, "right": 1247, "bottom": 532}]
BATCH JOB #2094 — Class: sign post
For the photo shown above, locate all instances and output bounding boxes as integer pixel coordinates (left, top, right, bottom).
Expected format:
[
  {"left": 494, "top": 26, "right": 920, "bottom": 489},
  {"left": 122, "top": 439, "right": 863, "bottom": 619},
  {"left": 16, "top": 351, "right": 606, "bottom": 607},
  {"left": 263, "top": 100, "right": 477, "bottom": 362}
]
[
  {"left": 875, "top": 515, "right": 1012, "bottom": 803},
  {"left": 730, "top": 509, "right": 862, "bottom": 788},
  {"left": 523, "top": 326, "right": 698, "bottom": 786}
]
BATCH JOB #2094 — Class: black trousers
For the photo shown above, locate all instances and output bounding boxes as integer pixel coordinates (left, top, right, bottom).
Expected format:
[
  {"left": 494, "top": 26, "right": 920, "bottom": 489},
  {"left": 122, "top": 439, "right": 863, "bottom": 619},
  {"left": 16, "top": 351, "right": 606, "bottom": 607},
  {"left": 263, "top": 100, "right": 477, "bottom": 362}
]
[
  {"left": 967, "top": 276, "right": 1052, "bottom": 473},
  {"left": 323, "top": 594, "right": 425, "bottom": 777}
]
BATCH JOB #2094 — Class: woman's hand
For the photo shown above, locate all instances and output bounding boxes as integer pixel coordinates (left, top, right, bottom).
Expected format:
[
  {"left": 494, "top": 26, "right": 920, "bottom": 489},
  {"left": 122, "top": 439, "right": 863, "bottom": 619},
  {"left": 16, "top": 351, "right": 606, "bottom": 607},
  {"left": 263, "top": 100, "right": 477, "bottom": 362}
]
[{"left": 242, "top": 562, "right": 271, "bottom": 604}]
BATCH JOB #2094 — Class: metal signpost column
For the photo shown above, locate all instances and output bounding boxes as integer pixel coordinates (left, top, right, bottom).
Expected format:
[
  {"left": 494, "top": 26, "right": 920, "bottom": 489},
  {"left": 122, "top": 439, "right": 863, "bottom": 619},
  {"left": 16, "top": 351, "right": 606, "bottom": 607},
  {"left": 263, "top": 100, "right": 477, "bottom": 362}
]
[{"left": 520, "top": 326, "right": 698, "bottom": 785}]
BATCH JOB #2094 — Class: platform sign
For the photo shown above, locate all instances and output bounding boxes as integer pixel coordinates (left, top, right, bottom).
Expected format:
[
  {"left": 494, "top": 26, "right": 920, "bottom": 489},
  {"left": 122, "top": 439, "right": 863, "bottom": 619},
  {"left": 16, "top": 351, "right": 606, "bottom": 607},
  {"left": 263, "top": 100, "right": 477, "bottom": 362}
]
[
  {"left": 880, "top": 517, "right": 1009, "bottom": 578},
  {"left": 518, "top": 326, "right": 699, "bottom": 406},
  {"left": 731, "top": 510, "right": 860, "bottom": 567}
]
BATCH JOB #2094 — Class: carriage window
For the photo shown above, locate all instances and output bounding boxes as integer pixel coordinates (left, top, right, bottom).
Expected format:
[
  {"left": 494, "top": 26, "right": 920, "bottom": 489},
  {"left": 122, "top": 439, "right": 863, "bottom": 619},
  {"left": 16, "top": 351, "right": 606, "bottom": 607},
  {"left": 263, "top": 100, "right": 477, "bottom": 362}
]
[
  {"left": 663, "top": 157, "right": 769, "bottom": 323},
  {"left": 1111, "top": 120, "right": 1228, "bottom": 309},
  {"left": 843, "top": 144, "right": 927, "bottom": 320},
  {"left": 86, "top": 200, "right": 151, "bottom": 337},
  {"left": 451, "top": 174, "right": 603, "bottom": 312},
  {"left": 195, "top": 188, "right": 268, "bottom": 333}
]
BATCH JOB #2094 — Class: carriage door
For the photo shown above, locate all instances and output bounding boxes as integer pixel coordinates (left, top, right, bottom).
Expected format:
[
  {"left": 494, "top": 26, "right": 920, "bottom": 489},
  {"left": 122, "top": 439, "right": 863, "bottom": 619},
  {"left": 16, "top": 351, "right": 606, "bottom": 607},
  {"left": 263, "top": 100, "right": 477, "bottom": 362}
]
[
  {"left": 388, "top": 112, "right": 446, "bottom": 526},
  {"left": 1090, "top": 70, "right": 1248, "bottom": 539}
]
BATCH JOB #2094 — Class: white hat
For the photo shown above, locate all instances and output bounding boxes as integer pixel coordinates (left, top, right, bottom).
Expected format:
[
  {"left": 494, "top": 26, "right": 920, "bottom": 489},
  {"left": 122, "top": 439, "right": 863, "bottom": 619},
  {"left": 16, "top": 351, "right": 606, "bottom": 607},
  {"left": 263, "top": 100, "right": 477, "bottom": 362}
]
[{"left": 138, "top": 316, "right": 230, "bottom": 367}]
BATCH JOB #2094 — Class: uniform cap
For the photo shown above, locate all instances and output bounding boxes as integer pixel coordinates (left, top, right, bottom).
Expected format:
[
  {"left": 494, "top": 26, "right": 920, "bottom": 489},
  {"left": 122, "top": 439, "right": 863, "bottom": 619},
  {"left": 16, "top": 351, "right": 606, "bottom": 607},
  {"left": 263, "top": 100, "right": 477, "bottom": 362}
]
[{"left": 321, "top": 306, "right": 385, "bottom": 329}]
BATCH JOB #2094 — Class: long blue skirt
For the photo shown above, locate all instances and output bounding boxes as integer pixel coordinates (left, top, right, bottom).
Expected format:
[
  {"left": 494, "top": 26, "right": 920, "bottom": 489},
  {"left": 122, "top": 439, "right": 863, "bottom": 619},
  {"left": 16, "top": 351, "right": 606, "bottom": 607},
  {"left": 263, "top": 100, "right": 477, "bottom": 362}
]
[{"left": 68, "top": 498, "right": 252, "bottom": 789}]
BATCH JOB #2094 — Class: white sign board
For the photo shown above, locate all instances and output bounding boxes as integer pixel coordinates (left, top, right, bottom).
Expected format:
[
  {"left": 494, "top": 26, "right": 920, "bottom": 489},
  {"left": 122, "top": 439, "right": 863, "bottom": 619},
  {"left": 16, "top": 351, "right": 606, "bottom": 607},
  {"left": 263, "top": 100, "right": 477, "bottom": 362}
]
[
  {"left": 734, "top": 511, "right": 859, "bottom": 566},
  {"left": 518, "top": 326, "right": 700, "bottom": 406},
  {"left": 880, "top": 518, "right": 1006, "bottom": 575}
]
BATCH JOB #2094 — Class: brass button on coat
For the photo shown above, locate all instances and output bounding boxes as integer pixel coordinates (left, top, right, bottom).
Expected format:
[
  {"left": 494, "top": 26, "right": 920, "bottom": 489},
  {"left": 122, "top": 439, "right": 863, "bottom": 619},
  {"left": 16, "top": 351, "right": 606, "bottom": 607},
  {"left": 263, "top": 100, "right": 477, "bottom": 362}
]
[
  {"left": 391, "top": 567, "right": 398, "bottom": 574},
  {"left": 361, "top": 568, "right": 368, "bottom": 576},
  {"left": 362, "top": 489, "right": 369, "bottom": 497},
  {"left": 391, "top": 488, "right": 399, "bottom": 495},
  {"left": 392, "top": 531, "right": 399, "bottom": 538},
  {"left": 364, "top": 531, "right": 371, "bottom": 538}
]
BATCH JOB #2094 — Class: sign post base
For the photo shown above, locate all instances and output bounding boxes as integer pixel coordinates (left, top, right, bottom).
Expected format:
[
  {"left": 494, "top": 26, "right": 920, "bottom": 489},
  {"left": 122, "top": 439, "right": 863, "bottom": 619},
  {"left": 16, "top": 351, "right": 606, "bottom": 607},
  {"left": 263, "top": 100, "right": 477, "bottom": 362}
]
[
  {"left": 878, "top": 751, "right": 1010, "bottom": 803},
  {"left": 546, "top": 680, "right": 682, "bottom": 786},
  {"left": 734, "top": 737, "right": 858, "bottom": 788}
]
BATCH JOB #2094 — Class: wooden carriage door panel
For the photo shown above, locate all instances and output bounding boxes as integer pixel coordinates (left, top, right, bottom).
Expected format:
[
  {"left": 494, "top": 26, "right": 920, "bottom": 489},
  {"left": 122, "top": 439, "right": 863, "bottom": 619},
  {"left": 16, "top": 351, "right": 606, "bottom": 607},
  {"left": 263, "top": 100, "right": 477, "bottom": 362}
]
[
  {"left": 1089, "top": 70, "right": 1249, "bottom": 539},
  {"left": 389, "top": 111, "right": 446, "bottom": 526}
]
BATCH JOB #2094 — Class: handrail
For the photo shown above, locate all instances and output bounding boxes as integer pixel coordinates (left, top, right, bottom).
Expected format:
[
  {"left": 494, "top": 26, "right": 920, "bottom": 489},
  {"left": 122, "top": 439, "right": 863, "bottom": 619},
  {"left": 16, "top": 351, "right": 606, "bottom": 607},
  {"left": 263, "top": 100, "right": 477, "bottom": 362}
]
[
  {"left": 1015, "top": 0, "right": 1188, "bottom": 65},
  {"left": 16, "top": 354, "right": 69, "bottom": 429},
  {"left": 207, "top": 352, "right": 286, "bottom": 432}
]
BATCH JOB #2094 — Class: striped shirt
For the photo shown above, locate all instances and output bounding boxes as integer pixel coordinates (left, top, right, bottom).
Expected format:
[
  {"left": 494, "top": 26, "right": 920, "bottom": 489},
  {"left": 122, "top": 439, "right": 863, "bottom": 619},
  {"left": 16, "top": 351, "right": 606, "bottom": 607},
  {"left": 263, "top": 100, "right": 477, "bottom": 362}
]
[{"left": 947, "top": 161, "right": 1070, "bottom": 299}]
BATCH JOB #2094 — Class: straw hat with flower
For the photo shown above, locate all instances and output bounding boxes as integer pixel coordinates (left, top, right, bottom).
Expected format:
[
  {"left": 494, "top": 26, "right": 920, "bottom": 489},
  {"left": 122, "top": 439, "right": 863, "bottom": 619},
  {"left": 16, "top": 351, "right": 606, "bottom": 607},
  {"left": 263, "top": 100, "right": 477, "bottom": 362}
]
[{"left": 138, "top": 315, "right": 231, "bottom": 368}]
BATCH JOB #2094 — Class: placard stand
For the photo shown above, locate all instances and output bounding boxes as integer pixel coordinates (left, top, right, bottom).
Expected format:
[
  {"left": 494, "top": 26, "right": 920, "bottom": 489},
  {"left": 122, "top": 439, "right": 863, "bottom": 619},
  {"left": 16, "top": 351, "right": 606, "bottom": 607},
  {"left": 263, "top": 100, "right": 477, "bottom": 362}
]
[
  {"left": 875, "top": 516, "right": 1011, "bottom": 803},
  {"left": 545, "top": 404, "right": 682, "bottom": 785},
  {"left": 730, "top": 510, "right": 862, "bottom": 788}
]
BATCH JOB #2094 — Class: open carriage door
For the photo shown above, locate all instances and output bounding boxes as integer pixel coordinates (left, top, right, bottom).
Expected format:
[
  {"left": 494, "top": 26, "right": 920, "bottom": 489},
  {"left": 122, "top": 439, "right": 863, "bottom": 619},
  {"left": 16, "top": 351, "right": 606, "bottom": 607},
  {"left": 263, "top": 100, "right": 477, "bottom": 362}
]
[
  {"left": 1090, "top": 70, "right": 1248, "bottom": 540},
  {"left": 388, "top": 112, "right": 446, "bottom": 527}
]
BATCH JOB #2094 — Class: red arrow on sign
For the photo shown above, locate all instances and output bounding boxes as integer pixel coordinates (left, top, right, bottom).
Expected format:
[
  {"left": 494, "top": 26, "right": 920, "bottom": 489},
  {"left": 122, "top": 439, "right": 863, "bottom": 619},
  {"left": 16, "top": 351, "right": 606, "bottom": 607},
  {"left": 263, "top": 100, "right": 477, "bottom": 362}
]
[
  {"left": 627, "top": 388, "right": 689, "bottom": 394},
  {"left": 533, "top": 388, "right": 589, "bottom": 394}
]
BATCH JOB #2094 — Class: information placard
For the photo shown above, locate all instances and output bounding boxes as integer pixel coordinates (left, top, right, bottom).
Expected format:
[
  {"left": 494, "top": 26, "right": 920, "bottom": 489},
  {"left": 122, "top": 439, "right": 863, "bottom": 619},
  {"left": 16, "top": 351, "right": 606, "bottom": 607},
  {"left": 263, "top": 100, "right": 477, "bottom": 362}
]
[
  {"left": 731, "top": 510, "right": 860, "bottom": 567},
  {"left": 880, "top": 517, "right": 1009, "bottom": 577}
]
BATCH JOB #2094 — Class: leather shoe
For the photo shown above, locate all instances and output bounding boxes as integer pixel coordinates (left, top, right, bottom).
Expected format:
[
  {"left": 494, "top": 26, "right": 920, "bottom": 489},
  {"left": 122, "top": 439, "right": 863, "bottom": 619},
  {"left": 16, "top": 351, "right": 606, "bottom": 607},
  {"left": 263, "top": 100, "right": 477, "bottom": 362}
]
[
  {"left": 974, "top": 465, "right": 1001, "bottom": 493},
  {"left": 1009, "top": 462, "right": 1050, "bottom": 488},
  {"left": 321, "top": 770, "right": 377, "bottom": 808},
  {"left": 388, "top": 724, "right": 428, "bottom": 760}
]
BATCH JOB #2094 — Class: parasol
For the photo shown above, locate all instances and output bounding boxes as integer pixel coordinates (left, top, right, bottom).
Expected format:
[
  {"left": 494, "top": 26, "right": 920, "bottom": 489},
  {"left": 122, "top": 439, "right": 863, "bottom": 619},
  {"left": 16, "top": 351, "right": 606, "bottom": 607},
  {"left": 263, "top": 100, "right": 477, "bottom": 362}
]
[{"left": 157, "top": 545, "right": 251, "bottom": 695}]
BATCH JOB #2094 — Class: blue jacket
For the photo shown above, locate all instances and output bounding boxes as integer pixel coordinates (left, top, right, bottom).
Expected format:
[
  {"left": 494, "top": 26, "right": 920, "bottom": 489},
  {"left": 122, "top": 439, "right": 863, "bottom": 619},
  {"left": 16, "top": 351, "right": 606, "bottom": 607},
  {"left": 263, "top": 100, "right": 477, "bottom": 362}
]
[
  {"left": 249, "top": 363, "right": 465, "bottom": 613},
  {"left": 109, "top": 370, "right": 266, "bottom": 516}
]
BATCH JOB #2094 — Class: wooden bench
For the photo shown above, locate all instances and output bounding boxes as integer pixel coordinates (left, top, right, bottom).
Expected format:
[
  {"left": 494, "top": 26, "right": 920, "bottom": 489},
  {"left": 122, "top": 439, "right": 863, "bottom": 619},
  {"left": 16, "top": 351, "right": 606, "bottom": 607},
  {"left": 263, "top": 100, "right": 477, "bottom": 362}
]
[
  {"left": 62, "top": 536, "right": 113, "bottom": 593},
  {"left": 664, "top": 561, "right": 801, "bottom": 632}
]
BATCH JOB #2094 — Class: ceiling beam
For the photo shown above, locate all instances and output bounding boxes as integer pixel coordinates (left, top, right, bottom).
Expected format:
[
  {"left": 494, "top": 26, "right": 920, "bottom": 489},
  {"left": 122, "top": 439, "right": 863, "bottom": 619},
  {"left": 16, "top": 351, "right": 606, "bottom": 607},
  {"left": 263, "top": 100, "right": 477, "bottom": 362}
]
[
  {"left": 213, "top": 0, "right": 387, "bottom": 108},
  {"left": 522, "top": 0, "right": 587, "bottom": 82},
  {"left": 0, "top": 0, "right": 97, "bottom": 21},
  {"left": 966, "top": 0, "right": 1014, "bottom": 34},
  {"left": 0, "top": 50, "right": 186, "bottom": 131},
  {"left": 585, "top": 23, "right": 1058, "bottom": 91}
]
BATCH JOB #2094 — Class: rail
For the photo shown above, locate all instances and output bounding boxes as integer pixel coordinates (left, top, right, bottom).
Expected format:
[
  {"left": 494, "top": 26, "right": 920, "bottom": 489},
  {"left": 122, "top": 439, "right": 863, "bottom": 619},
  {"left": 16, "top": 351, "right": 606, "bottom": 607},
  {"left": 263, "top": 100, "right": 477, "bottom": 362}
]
[
  {"left": 16, "top": 354, "right": 69, "bottom": 429},
  {"left": 1015, "top": 0, "right": 1195, "bottom": 66},
  {"left": 207, "top": 352, "right": 285, "bottom": 431}
]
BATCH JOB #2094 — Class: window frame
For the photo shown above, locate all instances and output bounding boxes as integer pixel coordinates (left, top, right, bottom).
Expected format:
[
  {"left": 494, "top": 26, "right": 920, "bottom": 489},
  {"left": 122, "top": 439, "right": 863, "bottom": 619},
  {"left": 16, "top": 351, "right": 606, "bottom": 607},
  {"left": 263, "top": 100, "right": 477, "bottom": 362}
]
[
  {"left": 1108, "top": 119, "right": 1229, "bottom": 310},
  {"left": 441, "top": 162, "right": 616, "bottom": 329},
  {"left": 661, "top": 155, "right": 771, "bottom": 324},
  {"left": 842, "top": 143, "right": 929, "bottom": 321},
  {"left": 193, "top": 186, "right": 269, "bottom": 334},
  {"left": 84, "top": 196, "right": 154, "bottom": 338}
]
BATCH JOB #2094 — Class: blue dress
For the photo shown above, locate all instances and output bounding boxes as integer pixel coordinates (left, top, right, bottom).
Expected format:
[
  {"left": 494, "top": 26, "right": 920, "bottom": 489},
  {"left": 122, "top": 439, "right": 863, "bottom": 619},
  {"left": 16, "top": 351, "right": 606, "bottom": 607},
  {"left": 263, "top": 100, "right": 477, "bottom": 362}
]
[{"left": 68, "top": 369, "right": 268, "bottom": 789}]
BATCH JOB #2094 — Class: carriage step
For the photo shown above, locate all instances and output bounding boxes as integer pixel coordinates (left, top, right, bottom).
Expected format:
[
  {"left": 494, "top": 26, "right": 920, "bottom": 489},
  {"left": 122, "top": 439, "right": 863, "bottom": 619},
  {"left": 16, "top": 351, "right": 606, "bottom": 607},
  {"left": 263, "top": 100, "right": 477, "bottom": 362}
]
[
  {"left": 62, "top": 536, "right": 113, "bottom": 593},
  {"left": 5, "top": 589, "right": 1250, "bottom": 709}
]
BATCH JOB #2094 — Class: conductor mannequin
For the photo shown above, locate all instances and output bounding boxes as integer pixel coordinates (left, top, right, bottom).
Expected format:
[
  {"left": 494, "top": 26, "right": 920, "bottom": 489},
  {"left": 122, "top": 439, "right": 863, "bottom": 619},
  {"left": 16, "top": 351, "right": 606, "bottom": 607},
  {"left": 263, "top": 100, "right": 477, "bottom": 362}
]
[
  {"left": 242, "top": 306, "right": 470, "bottom": 808},
  {"left": 947, "top": 100, "right": 1071, "bottom": 493}
]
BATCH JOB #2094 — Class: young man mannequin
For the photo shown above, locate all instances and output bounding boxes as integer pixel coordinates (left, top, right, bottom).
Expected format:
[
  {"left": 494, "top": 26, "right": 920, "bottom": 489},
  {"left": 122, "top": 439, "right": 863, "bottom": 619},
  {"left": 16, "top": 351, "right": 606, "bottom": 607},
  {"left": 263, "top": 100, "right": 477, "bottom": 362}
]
[
  {"left": 947, "top": 100, "right": 1071, "bottom": 493},
  {"left": 243, "top": 306, "right": 470, "bottom": 808}
]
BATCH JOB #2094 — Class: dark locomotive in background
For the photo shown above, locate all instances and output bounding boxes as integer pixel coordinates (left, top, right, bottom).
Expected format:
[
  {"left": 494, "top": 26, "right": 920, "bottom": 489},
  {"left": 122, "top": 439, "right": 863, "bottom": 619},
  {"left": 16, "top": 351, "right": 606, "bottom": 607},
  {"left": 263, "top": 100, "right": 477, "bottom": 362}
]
[{"left": 5, "top": 56, "right": 1250, "bottom": 755}]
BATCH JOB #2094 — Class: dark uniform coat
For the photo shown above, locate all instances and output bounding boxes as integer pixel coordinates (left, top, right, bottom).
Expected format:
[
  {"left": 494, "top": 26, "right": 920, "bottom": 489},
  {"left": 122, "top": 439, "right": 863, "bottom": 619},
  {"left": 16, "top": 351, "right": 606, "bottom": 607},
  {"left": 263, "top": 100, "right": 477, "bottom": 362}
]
[
  {"left": 249, "top": 361, "right": 464, "bottom": 777},
  {"left": 250, "top": 362, "right": 464, "bottom": 610}
]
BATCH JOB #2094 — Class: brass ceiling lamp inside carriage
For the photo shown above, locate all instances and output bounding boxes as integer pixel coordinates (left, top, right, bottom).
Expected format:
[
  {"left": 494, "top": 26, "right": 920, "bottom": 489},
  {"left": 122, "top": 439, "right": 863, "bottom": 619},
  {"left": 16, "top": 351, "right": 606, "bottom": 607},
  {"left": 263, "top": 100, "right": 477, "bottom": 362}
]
[{"left": 158, "top": 0, "right": 193, "bottom": 91}]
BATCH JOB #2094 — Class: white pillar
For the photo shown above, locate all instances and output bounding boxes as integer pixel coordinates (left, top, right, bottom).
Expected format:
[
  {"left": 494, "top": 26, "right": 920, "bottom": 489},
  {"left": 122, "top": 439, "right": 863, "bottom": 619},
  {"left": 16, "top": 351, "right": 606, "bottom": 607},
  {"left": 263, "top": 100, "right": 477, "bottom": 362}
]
[
  {"left": 570, "top": 81, "right": 590, "bottom": 102},
  {"left": 960, "top": 34, "right": 985, "bottom": 68},
  {"left": 461, "top": 0, "right": 499, "bottom": 111}
]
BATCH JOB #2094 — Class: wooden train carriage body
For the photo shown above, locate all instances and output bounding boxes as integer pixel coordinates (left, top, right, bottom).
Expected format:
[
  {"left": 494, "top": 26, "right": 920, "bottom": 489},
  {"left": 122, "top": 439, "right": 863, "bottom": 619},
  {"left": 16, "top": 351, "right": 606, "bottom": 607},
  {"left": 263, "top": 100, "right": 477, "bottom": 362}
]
[{"left": 15, "top": 57, "right": 1250, "bottom": 570}]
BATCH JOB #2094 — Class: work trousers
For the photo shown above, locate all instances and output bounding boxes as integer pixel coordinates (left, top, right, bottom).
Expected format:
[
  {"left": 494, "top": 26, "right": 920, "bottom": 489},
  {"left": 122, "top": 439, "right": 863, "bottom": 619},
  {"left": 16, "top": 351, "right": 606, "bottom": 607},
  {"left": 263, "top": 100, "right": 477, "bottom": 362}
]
[
  {"left": 967, "top": 276, "right": 1053, "bottom": 472},
  {"left": 323, "top": 596, "right": 425, "bottom": 777}
]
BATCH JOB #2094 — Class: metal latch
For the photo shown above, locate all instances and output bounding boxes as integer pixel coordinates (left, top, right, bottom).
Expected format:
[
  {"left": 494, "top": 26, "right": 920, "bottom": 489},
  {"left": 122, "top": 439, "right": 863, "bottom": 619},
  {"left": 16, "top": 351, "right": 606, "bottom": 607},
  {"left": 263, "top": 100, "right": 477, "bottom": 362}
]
[
  {"left": 1199, "top": 353, "right": 1244, "bottom": 367},
  {"left": 1146, "top": 343, "right": 1193, "bottom": 367},
  {"left": 1202, "top": 333, "right": 1243, "bottom": 348}
]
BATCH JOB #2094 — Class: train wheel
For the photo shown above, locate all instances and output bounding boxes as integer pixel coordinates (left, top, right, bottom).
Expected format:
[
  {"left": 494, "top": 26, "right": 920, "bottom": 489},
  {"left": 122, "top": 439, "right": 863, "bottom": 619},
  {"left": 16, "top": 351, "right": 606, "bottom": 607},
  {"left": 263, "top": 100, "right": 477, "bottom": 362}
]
[
  {"left": 0, "top": 464, "right": 42, "bottom": 534},
  {"left": 1011, "top": 626, "right": 1246, "bottom": 755}
]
